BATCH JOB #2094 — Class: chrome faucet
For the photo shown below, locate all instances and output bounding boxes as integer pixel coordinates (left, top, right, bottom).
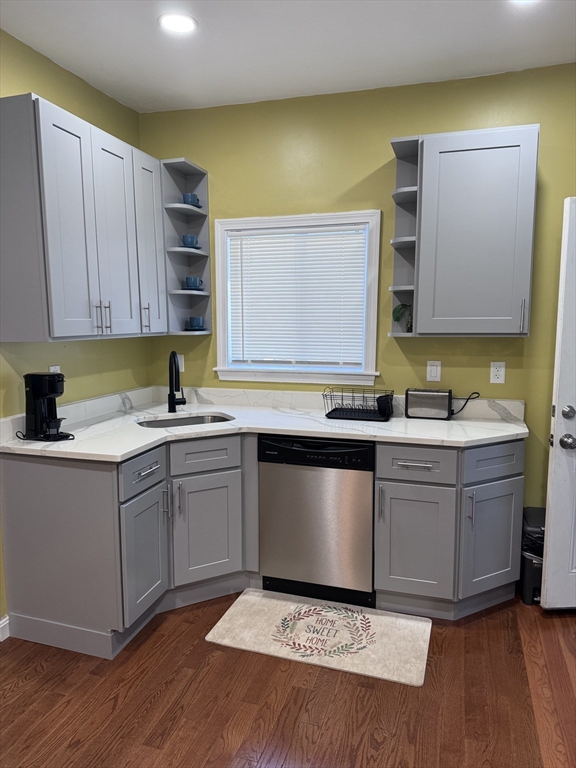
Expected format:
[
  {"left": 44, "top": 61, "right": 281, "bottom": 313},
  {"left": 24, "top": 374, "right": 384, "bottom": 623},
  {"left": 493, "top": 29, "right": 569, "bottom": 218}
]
[{"left": 168, "top": 351, "right": 186, "bottom": 413}]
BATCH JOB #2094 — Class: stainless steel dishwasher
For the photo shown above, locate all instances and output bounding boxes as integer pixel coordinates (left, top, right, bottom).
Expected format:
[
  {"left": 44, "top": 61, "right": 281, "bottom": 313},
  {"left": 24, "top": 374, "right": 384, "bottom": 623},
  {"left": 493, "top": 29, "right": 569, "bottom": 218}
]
[{"left": 258, "top": 435, "right": 375, "bottom": 606}]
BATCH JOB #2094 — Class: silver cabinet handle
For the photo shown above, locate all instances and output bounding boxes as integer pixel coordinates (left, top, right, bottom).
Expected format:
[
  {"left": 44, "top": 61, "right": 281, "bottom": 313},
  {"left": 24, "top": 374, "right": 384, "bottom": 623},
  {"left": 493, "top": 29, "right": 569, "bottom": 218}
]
[
  {"left": 468, "top": 491, "right": 477, "bottom": 526},
  {"left": 104, "top": 301, "right": 112, "bottom": 333},
  {"left": 142, "top": 302, "right": 151, "bottom": 331},
  {"left": 178, "top": 481, "right": 183, "bottom": 515},
  {"left": 136, "top": 462, "right": 160, "bottom": 480},
  {"left": 519, "top": 298, "right": 526, "bottom": 333},
  {"left": 396, "top": 461, "right": 434, "bottom": 470},
  {"left": 379, "top": 485, "right": 385, "bottom": 520},
  {"left": 162, "top": 487, "right": 170, "bottom": 519},
  {"left": 95, "top": 301, "right": 104, "bottom": 334}
]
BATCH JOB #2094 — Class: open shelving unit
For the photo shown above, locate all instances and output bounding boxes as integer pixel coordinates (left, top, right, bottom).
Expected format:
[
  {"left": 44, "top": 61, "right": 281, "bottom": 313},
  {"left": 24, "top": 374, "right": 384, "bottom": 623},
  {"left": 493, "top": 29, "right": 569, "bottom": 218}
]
[
  {"left": 389, "top": 136, "right": 420, "bottom": 337},
  {"left": 161, "top": 157, "right": 212, "bottom": 335}
]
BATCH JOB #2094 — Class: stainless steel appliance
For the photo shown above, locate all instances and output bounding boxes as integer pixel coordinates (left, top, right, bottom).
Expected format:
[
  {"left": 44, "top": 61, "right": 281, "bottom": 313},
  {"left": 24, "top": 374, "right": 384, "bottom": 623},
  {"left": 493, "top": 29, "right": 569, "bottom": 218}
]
[
  {"left": 258, "top": 435, "right": 374, "bottom": 605},
  {"left": 405, "top": 388, "right": 453, "bottom": 420}
]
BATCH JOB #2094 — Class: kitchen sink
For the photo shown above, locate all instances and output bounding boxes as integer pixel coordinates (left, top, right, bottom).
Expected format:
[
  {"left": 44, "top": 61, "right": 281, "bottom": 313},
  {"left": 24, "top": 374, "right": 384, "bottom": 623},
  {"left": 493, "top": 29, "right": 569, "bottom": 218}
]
[{"left": 137, "top": 413, "right": 234, "bottom": 428}]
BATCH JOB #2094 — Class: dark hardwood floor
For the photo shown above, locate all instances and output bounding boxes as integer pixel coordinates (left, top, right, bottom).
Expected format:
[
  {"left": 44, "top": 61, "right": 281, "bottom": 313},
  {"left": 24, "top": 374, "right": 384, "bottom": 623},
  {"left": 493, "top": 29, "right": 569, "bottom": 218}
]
[{"left": 1, "top": 594, "right": 574, "bottom": 768}]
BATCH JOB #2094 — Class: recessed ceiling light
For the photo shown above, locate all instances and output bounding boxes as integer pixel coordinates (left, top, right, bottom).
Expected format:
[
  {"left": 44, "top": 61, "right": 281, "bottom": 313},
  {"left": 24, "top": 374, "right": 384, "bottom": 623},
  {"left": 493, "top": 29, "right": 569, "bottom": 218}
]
[
  {"left": 509, "top": 0, "right": 540, "bottom": 4},
  {"left": 158, "top": 14, "right": 198, "bottom": 34}
]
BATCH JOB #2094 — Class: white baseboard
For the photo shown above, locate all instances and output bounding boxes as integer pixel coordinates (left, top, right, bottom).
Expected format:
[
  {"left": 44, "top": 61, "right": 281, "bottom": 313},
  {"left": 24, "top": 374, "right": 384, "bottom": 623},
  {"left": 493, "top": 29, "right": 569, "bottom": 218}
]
[{"left": 0, "top": 615, "right": 9, "bottom": 641}]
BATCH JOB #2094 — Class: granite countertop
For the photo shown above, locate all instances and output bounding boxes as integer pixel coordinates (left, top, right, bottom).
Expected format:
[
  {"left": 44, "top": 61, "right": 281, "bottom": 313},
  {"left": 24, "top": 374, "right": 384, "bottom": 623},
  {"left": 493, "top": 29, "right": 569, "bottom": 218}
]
[{"left": 0, "top": 388, "right": 529, "bottom": 463}]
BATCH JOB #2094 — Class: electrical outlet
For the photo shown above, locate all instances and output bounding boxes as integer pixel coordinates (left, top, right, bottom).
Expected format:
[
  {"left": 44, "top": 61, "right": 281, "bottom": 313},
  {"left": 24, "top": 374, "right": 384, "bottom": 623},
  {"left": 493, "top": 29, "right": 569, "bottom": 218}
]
[
  {"left": 49, "top": 365, "right": 61, "bottom": 373},
  {"left": 178, "top": 354, "right": 185, "bottom": 372},
  {"left": 490, "top": 361, "right": 506, "bottom": 384},
  {"left": 427, "top": 361, "right": 441, "bottom": 382}
]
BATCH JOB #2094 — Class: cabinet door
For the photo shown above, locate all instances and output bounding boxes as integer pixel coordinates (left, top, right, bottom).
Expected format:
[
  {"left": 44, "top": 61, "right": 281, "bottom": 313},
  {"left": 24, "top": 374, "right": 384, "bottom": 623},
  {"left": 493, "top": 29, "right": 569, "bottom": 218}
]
[
  {"left": 374, "top": 481, "right": 457, "bottom": 599},
  {"left": 92, "top": 127, "right": 140, "bottom": 335},
  {"left": 416, "top": 125, "right": 539, "bottom": 335},
  {"left": 36, "top": 99, "right": 100, "bottom": 337},
  {"left": 173, "top": 470, "right": 242, "bottom": 587},
  {"left": 459, "top": 477, "right": 524, "bottom": 599},
  {"left": 133, "top": 149, "right": 167, "bottom": 334},
  {"left": 120, "top": 482, "right": 170, "bottom": 627}
]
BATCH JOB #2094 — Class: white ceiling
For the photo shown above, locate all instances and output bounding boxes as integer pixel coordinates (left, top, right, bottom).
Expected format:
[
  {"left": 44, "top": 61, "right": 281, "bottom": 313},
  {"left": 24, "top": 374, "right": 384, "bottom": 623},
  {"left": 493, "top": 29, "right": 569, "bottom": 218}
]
[{"left": 1, "top": 0, "right": 575, "bottom": 112}]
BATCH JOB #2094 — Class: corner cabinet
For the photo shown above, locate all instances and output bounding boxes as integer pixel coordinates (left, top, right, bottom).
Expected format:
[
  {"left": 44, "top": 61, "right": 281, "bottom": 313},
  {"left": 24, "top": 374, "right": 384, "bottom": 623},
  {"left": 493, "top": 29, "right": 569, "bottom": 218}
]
[
  {"left": 0, "top": 93, "right": 169, "bottom": 341},
  {"left": 161, "top": 158, "right": 212, "bottom": 336},
  {"left": 389, "top": 125, "right": 539, "bottom": 337}
]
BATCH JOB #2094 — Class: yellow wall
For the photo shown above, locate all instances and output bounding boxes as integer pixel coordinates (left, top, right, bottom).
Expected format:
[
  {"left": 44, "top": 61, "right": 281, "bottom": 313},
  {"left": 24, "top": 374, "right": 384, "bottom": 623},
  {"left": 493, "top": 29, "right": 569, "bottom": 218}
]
[
  {"left": 140, "top": 63, "right": 576, "bottom": 510},
  {"left": 0, "top": 30, "right": 150, "bottom": 615}
]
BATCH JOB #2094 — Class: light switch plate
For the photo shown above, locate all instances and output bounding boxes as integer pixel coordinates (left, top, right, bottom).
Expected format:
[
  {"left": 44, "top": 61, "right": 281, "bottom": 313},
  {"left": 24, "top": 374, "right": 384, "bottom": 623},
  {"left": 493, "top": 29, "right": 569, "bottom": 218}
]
[
  {"left": 427, "top": 361, "right": 441, "bottom": 382},
  {"left": 49, "top": 365, "right": 61, "bottom": 373},
  {"left": 178, "top": 354, "right": 185, "bottom": 372}
]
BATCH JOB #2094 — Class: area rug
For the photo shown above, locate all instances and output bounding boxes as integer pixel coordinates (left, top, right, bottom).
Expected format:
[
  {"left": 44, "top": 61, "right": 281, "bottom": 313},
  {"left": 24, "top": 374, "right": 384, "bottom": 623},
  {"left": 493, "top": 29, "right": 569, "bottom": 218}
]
[{"left": 206, "top": 589, "right": 432, "bottom": 687}]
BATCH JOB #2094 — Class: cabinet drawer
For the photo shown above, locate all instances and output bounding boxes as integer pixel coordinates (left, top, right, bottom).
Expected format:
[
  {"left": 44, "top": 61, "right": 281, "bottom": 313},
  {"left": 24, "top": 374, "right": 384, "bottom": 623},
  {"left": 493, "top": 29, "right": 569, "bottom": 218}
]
[
  {"left": 461, "top": 441, "right": 525, "bottom": 485},
  {"left": 376, "top": 444, "right": 457, "bottom": 485},
  {"left": 170, "top": 436, "right": 241, "bottom": 477},
  {"left": 119, "top": 446, "right": 167, "bottom": 502}
]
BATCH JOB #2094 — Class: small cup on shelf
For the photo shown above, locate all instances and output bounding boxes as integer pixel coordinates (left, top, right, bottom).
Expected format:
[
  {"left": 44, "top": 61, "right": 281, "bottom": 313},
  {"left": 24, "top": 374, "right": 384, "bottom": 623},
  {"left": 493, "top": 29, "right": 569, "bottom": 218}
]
[
  {"left": 188, "top": 316, "right": 204, "bottom": 330},
  {"left": 183, "top": 193, "right": 200, "bottom": 207},
  {"left": 184, "top": 276, "right": 203, "bottom": 290},
  {"left": 182, "top": 234, "right": 198, "bottom": 248}
]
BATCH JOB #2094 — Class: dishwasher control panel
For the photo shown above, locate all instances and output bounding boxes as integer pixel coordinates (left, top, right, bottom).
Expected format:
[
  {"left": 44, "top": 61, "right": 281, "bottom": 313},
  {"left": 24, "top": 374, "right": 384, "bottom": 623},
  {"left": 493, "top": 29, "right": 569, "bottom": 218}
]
[{"left": 258, "top": 435, "right": 374, "bottom": 471}]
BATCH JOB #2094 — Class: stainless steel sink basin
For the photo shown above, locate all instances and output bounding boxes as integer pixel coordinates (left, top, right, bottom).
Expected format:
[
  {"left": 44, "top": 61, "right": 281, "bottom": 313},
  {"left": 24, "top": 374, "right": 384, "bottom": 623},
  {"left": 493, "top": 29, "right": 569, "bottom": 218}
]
[{"left": 137, "top": 413, "right": 234, "bottom": 428}]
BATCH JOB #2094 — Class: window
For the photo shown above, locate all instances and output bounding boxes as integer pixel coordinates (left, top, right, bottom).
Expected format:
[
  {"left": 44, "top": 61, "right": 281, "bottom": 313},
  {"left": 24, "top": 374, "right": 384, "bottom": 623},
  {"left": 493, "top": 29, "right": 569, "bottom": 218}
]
[{"left": 214, "top": 210, "right": 381, "bottom": 384}]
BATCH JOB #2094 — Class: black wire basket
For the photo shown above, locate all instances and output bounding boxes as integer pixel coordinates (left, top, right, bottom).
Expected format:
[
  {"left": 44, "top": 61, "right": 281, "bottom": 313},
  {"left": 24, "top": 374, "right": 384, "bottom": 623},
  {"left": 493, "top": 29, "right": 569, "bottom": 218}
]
[{"left": 323, "top": 387, "right": 394, "bottom": 422}]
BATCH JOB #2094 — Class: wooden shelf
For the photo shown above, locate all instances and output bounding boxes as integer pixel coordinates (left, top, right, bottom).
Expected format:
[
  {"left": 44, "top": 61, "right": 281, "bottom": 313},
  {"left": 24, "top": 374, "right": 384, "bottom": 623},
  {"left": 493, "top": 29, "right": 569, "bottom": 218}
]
[
  {"left": 166, "top": 247, "right": 209, "bottom": 257},
  {"left": 168, "top": 290, "right": 210, "bottom": 296},
  {"left": 392, "top": 186, "right": 418, "bottom": 205},
  {"left": 164, "top": 203, "right": 207, "bottom": 217},
  {"left": 390, "top": 236, "right": 416, "bottom": 251},
  {"left": 389, "top": 285, "right": 415, "bottom": 292}
]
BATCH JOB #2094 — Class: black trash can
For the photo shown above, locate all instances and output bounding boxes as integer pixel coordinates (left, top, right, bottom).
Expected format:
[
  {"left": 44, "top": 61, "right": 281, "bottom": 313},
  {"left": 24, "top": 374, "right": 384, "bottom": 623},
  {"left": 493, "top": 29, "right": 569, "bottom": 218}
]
[{"left": 520, "top": 507, "right": 545, "bottom": 605}]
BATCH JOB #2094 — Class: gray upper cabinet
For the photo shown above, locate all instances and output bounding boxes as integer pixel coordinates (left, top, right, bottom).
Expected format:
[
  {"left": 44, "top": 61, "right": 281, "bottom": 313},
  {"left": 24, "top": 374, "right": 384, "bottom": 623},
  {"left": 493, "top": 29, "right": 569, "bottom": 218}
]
[
  {"left": 459, "top": 476, "right": 524, "bottom": 599},
  {"left": 172, "top": 469, "right": 243, "bottom": 587},
  {"left": 92, "top": 128, "right": 141, "bottom": 336},
  {"left": 133, "top": 149, "right": 168, "bottom": 334},
  {"left": 0, "top": 93, "right": 169, "bottom": 341},
  {"left": 120, "top": 481, "right": 170, "bottom": 627},
  {"left": 37, "top": 98, "right": 101, "bottom": 338},
  {"left": 390, "top": 125, "right": 539, "bottom": 338},
  {"left": 416, "top": 125, "right": 539, "bottom": 335}
]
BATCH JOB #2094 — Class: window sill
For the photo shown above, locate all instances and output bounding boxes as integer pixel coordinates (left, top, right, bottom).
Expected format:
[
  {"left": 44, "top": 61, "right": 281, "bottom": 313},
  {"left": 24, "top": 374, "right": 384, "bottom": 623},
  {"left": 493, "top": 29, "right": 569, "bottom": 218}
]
[{"left": 214, "top": 368, "right": 380, "bottom": 385}]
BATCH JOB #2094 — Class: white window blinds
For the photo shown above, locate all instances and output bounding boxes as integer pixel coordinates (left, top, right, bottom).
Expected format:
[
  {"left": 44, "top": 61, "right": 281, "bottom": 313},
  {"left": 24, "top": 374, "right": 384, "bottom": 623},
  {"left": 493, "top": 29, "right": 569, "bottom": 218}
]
[{"left": 227, "top": 224, "right": 368, "bottom": 371}]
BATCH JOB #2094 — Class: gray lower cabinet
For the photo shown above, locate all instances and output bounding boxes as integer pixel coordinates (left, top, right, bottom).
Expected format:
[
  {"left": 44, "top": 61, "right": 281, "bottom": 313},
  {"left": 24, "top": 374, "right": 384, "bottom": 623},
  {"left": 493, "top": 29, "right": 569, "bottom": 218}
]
[
  {"left": 374, "top": 441, "right": 525, "bottom": 607},
  {"left": 172, "top": 469, "right": 243, "bottom": 587},
  {"left": 374, "top": 481, "right": 457, "bottom": 599},
  {"left": 120, "top": 481, "right": 170, "bottom": 627},
  {"left": 459, "top": 476, "right": 524, "bottom": 599}
]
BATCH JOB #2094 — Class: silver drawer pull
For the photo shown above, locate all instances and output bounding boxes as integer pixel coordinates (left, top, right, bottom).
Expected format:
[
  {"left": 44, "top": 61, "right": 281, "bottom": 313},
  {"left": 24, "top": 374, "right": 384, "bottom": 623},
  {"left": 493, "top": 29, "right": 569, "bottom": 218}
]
[
  {"left": 396, "top": 461, "right": 434, "bottom": 470},
  {"left": 136, "top": 463, "right": 161, "bottom": 480}
]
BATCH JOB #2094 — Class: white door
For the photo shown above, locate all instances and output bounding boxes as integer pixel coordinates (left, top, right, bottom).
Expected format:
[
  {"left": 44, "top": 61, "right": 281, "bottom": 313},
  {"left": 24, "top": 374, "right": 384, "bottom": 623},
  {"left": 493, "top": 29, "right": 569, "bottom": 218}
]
[
  {"left": 541, "top": 198, "right": 576, "bottom": 609},
  {"left": 91, "top": 127, "right": 140, "bottom": 335},
  {"left": 36, "top": 99, "right": 101, "bottom": 337},
  {"left": 133, "top": 149, "right": 167, "bottom": 334}
]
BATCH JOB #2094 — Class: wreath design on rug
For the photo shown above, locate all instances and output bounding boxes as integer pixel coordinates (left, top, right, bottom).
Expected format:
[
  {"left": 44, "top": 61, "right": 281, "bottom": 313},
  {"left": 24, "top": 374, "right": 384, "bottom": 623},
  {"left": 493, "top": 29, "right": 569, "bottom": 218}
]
[{"left": 271, "top": 603, "right": 377, "bottom": 658}]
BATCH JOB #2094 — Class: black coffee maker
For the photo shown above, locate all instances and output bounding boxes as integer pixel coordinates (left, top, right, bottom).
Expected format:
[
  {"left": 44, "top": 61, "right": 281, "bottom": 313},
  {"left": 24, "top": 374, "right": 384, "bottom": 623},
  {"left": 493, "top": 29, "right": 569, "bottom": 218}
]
[{"left": 22, "top": 372, "right": 73, "bottom": 441}]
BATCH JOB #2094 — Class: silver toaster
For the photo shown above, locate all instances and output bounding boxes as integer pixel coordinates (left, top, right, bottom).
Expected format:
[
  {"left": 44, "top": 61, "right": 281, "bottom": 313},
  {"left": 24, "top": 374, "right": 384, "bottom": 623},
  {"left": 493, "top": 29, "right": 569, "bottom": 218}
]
[{"left": 405, "top": 388, "right": 453, "bottom": 420}]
